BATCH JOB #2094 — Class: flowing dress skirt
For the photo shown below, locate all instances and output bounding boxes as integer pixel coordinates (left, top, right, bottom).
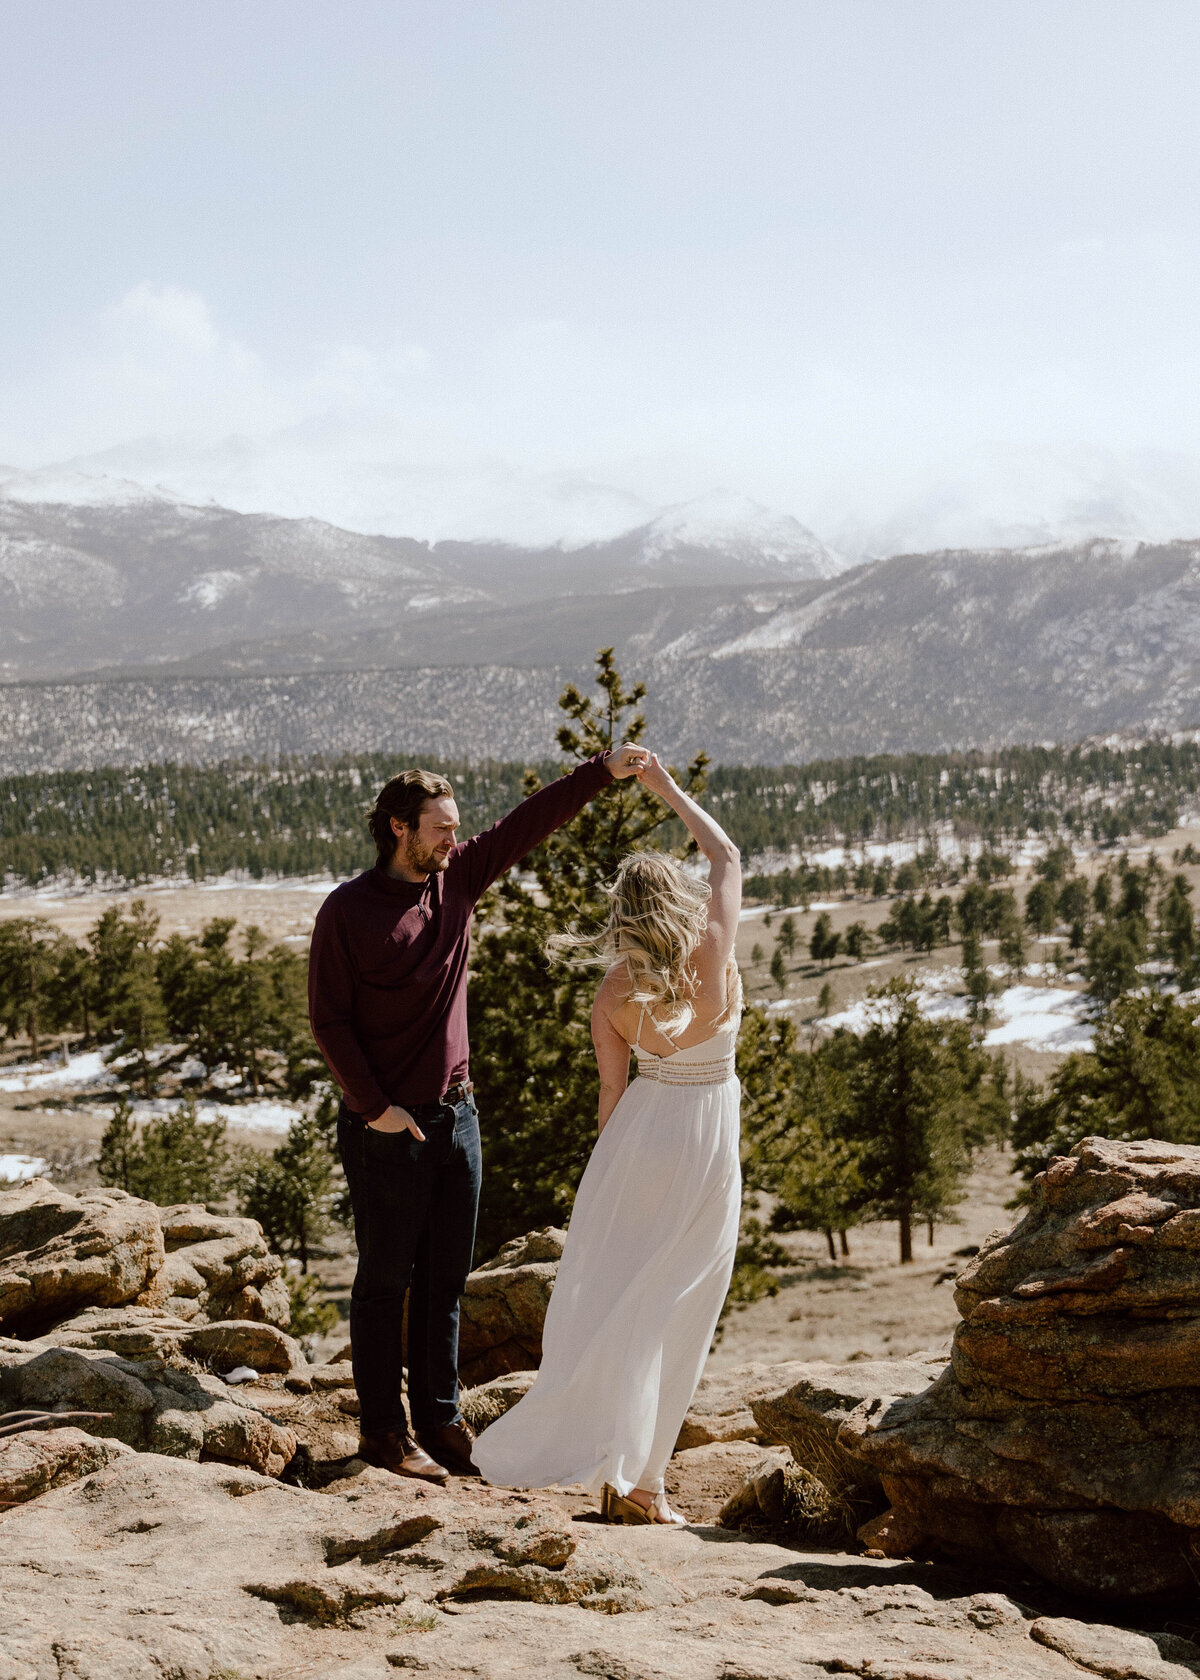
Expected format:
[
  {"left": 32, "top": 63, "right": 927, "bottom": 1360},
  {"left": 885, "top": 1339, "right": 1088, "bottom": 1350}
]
[{"left": 471, "top": 1068, "right": 741, "bottom": 1496}]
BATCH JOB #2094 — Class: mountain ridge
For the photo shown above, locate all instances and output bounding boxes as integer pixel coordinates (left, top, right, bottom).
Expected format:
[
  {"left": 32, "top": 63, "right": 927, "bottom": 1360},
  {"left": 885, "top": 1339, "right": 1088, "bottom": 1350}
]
[
  {"left": 2, "top": 485, "right": 1200, "bottom": 769},
  {"left": 0, "top": 486, "right": 840, "bottom": 682}
]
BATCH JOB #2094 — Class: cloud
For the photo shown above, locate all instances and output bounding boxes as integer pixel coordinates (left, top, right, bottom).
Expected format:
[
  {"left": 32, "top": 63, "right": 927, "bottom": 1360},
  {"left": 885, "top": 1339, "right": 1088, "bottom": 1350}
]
[
  {"left": 0, "top": 283, "right": 437, "bottom": 463},
  {"left": 8, "top": 283, "right": 1200, "bottom": 554},
  {"left": 105, "top": 282, "right": 222, "bottom": 353}
]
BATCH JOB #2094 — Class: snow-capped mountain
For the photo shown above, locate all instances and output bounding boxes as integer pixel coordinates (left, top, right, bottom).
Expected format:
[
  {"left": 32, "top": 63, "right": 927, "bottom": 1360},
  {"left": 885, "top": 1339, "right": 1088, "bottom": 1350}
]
[
  {"left": 624, "top": 493, "right": 841, "bottom": 578},
  {"left": 32, "top": 430, "right": 661, "bottom": 549},
  {"left": 0, "top": 464, "right": 181, "bottom": 510},
  {"left": 5, "top": 465, "right": 1200, "bottom": 771},
  {"left": 0, "top": 477, "right": 841, "bottom": 680}
]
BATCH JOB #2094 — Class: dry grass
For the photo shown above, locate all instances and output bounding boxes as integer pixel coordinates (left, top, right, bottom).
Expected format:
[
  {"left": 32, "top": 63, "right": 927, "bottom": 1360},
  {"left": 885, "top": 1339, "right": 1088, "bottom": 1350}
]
[{"left": 459, "top": 1386, "right": 511, "bottom": 1432}]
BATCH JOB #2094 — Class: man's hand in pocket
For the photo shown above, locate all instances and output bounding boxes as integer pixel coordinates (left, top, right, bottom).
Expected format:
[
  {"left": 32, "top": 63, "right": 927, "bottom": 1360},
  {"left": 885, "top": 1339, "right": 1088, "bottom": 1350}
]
[{"left": 366, "top": 1105, "right": 426, "bottom": 1140}]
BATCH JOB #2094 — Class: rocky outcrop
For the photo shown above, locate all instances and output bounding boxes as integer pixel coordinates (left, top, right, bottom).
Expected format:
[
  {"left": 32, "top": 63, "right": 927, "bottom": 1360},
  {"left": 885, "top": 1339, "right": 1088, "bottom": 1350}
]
[
  {"left": 0, "top": 1180, "right": 164, "bottom": 1335},
  {"left": 0, "top": 1425, "right": 132, "bottom": 1506},
  {"left": 0, "top": 1343, "right": 297, "bottom": 1475},
  {"left": 751, "top": 1353, "right": 950, "bottom": 1499},
  {"left": 39, "top": 1303, "right": 305, "bottom": 1372},
  {"left": 851, "top": 1138, "right": 1200, "bottom": 1599},
  {"left": 457, "top": 1226, "right": 563, "bottom": 1385},
  {"left": 460, "top": 1367, "right": 537, "bottom": 1429},
  {"left": 0, "top": 1180, "right": 289, "bottom": 1339},
  {"left": 746, "top": 1344, "right": 954, "bottom": 1532},
  {"left": 137, "top": 1202, "right": 290, "bottom": 1324},
  {"left": 1031, "top": 1616, "right": 1200, "bottom": 1679},
  {"left": 674, "top": 1358, "right": 820, "bottom": 1449},
  {"left": 2, "top": 1446, "right": 1186, "bottom": 1679},
  {"left": 704, "top": 1357, "right": 952, "bottom": 1554}
]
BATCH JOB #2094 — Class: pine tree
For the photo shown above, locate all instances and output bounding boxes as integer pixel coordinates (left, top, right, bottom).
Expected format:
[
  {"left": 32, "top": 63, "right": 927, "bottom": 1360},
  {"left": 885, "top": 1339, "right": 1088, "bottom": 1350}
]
[
  {"left": 237, "top": 1111, "right": 339, "bottom": 1272},
  {"left": 998, "top": 907, "right": 1026, "bottom": 981},
  {"left": 50, "top": 939, "right": 95, "bottom": 1042},
  {"left": 1158, "top": 874, "right": 1196, "bottom": 983},
  {"left": 740, "top": 1012, "right": 862, "bottom": 1264},
  {"left": 1086, "top": 918, "right": 1146, "bottom": 1006},
  {"left": 467, "top": 648, "right": 708, "bottom": 1258},
  {"left": 98, "top": 1097, "right": 230, "bottom": 1205},
  {"left": 839, "top": 978, "right": 1003, "bottom": 1262},
  {"left": 234, "top": 925, "right": 273, "bottom": 1094},
  {"left": 97, "top": 1097, "right": 138, "bottom": 1190},
  {"left": 0, "top": 917, "right": 69, "bottom": 1061},
  {"left": 107, "top": 944, "right": 168, "bottom": 1097},
  {"left": 770, "top": 947, "right": 787, "bottom": 995},
  {"left": 1024, "top": 879, "right": 1057, "bottom": 938},
  {"left": 809, "top": 912, "right": 834, "bottom": 967},
  {"left": 1057, "top": 878, "right": 1090, "bottom": 952},
  {"left": 1013, "top": 993, "right": 1200, "bottom": 1180},
  {"left": 843, "top": 921, "right": 871, "bottom": 962},
  {"left": 955, "top": 883, "right": 990, "bottom": 940},
  {"left": 961, "top": 929, "right": 993, "bottom": 1024}
]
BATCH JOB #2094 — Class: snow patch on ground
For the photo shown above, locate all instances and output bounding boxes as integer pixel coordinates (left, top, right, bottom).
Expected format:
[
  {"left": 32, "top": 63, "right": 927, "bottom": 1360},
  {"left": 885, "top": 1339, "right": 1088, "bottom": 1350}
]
[
  {"left": 0, "top": 1154, "right": 49, "bottom": 1181},
  {"left": 821, "top": 972, "right": 1095, "bottom": 1054},
  {"left": 0, "top": 1050, "right": 113, "bottom": 1093},
  {"left": 2, "top": 873, "right": 345, "bottom": 902},
  {"left": 739, "top": 900, "right": 842, "bottom": 921},
  {"left": 123, "top": 1098, "right": 300, "bottom": 1135},
  {"left": 0, "top": 1046, "right": 301, "bottom": 1134},
  {"left": 982, "top": 984, "right": 1097, "bottom": 1053},
  {"left": 191, "top": 876, "right": 341, "bottom": 895},
  {"left": 749, "top": 830, "right": 1094, "bottom": 877}
]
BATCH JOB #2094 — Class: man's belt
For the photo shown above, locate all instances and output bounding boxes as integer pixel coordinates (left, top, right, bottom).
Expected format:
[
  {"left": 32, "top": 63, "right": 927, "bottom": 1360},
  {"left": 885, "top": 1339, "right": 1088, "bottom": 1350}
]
[{"left": 401, "top": 1080, "right": 474, "bottom": 1114}]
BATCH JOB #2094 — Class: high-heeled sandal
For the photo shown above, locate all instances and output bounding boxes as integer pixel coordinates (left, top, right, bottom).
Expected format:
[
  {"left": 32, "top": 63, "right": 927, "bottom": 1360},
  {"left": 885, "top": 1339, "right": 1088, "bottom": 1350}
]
[
  {"left": 600, "top": 1482, "right": 653, "bottom": 1524},
  {"left": 648, "top": 1492, "right": 687, "bottom": 1527},
  {"left": 600, "top": 1483, "right": 687, "bottom": 1525}
]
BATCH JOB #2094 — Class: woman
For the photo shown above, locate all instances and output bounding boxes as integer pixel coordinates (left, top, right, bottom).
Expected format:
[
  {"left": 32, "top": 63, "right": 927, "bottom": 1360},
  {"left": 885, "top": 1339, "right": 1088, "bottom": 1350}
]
[{"left": 471, "top": 753, "right": 742, "bottom": 1524}]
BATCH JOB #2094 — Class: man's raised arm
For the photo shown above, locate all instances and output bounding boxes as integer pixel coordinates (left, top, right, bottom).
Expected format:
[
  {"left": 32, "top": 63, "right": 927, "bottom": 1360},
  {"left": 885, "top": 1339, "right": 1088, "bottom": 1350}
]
[{"left": 455, "top": 743, "right": 646, "bottom": 902}]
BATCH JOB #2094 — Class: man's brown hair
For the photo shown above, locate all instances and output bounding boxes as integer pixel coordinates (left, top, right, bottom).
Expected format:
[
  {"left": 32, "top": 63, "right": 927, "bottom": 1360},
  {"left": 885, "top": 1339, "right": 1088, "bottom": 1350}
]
[{"left": 367, "top": 769, "right": 454, "bottom": 864}]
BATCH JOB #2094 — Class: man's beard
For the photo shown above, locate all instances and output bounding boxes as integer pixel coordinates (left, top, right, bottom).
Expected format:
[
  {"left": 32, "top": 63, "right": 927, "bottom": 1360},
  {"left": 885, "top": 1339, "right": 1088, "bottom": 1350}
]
[{"left": 400, "top": 832, "right": 449, "bottom": 876}]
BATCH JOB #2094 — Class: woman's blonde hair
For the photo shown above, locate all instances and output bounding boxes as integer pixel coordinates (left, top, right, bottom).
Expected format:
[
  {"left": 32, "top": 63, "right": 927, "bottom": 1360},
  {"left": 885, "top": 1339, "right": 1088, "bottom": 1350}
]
[{"left": 547, "top": 851, "right": 713, "bottom": 1020}]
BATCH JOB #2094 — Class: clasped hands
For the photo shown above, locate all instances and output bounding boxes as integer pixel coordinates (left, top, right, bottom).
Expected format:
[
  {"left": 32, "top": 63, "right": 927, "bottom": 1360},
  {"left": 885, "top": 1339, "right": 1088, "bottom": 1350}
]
[{"left": 608, "top": 743, "right": 674, "bottom": 796}]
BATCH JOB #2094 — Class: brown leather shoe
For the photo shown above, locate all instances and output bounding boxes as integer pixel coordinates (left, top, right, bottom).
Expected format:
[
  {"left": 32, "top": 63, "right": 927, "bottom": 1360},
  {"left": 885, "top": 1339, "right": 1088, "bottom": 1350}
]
[
  {"left": 357, "top": 1428, "right": 449, "bottom": 1483},
  {"left": 416, "top": 1418, "right": 479, "bottom": 1478}
]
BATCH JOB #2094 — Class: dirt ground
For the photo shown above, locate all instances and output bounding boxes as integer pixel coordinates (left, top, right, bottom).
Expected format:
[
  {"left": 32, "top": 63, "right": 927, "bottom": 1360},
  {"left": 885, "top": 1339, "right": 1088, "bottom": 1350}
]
[{"left": 708, "top": 1145, "right": 1017, "bottom": 1371}]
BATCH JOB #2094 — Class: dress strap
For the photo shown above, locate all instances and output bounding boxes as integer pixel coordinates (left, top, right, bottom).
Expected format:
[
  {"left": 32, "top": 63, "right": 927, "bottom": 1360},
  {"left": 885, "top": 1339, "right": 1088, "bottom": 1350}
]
[
  {"left": 656, "top": 1013, "right": 682, "bottom": 1048},
  {"left": 635, "top": 1001, "right": 679, "bottom": 1053}
]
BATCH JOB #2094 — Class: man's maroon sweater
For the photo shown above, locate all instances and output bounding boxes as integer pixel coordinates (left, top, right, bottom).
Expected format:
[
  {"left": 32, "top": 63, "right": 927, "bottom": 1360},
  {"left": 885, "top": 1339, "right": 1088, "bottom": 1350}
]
[{"left": 308, "top": 754, "right": 613, "bottom": 1119}]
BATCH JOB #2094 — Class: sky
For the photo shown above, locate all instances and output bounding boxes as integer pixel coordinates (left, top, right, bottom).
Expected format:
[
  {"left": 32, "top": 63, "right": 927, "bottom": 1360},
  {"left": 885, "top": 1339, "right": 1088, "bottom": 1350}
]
[{"left": 3, "top": 0, "right": 1200, "bottom": 551}]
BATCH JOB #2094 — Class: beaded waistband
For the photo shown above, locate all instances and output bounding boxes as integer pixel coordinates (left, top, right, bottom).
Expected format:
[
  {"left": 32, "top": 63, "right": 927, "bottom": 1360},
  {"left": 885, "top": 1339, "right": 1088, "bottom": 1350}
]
[{"left": 635, "top": 1054, "right": 737, "bottom": 1087}]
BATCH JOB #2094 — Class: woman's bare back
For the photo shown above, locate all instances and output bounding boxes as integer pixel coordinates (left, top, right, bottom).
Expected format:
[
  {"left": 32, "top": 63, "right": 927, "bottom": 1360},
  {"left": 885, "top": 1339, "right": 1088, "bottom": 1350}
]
[{"left": 607, "top": 960, "right": 739, "bottom": 1057}]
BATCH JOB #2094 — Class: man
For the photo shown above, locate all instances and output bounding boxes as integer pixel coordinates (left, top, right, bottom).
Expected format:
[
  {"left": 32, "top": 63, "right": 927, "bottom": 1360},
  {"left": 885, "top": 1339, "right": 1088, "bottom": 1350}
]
[{"left": 308, "top": 743, "right": 647, "bottom": 1481}]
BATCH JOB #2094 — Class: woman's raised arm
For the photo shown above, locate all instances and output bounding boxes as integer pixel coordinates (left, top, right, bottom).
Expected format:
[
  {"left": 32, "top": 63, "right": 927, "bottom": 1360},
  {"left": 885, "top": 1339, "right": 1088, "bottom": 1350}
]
[{"left": 637, "top": 755, "right": 741, "bottom": 970}]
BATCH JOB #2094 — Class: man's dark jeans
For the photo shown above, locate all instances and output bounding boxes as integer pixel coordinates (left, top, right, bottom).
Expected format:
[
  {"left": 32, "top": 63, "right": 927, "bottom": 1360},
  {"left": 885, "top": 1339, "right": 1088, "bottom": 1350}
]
[{"left": 336, "top": 1095, "right": 482, "bottom": 1438}]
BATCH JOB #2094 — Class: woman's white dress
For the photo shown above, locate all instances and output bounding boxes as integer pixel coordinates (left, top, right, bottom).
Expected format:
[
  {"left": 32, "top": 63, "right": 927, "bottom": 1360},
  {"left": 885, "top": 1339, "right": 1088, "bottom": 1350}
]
[{"left": 471, "top": 1012, "right": 741, "bottom": 1500}]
